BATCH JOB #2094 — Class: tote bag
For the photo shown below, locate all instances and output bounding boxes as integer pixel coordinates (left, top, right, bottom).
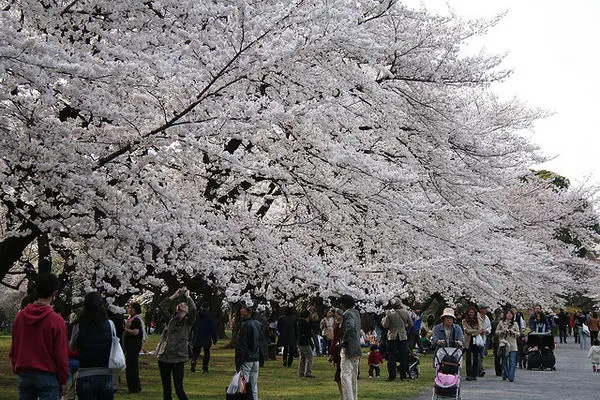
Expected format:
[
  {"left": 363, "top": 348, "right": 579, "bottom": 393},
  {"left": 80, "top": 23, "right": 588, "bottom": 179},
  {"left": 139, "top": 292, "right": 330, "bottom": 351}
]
[{"left": 108, "top": 320, "right": 126, "bottom": 370}]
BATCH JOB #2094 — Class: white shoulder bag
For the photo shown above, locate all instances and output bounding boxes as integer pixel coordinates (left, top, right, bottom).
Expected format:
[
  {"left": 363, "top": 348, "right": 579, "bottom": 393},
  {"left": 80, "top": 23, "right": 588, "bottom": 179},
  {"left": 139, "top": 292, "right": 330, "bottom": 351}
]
[{"left": 108, "top": 320, "right": 126, "bottom": 371}]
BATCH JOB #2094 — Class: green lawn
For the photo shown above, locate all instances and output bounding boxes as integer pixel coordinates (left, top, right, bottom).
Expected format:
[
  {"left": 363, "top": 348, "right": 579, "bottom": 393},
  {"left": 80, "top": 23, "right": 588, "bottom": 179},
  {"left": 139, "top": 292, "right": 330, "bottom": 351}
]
[{"left": 0, "top": 335, "right": 453, "bottom": 399}]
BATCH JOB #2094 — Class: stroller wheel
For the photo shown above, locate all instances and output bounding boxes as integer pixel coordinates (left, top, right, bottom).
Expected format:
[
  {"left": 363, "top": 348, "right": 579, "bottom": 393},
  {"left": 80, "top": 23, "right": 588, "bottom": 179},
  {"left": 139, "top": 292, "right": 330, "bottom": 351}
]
[{"left": 409, "top": 368, "right": 419, "bottom": 379}]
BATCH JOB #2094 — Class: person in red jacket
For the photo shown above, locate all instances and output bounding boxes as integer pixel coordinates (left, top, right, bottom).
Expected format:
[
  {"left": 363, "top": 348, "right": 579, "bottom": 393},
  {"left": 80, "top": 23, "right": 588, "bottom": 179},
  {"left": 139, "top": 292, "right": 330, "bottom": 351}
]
[
  {"left": 9, "top": 273, "right": 69, "bottom": 399},
  {"left": 368, "top": 344, "right": 385, "bottom": 378}
]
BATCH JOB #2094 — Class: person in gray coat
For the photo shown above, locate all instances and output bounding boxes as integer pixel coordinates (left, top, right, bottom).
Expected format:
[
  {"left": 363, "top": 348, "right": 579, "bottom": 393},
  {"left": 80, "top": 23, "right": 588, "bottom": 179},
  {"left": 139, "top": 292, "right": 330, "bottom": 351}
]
[
  {"left": 340, "top": 294, "right": 361, "bottom": 400},
  {"left": 381, "top": 297, "right": 413, "bottom": 381},
  {"left": 156, "top": 288, "right": 197, "bottom": 400}
]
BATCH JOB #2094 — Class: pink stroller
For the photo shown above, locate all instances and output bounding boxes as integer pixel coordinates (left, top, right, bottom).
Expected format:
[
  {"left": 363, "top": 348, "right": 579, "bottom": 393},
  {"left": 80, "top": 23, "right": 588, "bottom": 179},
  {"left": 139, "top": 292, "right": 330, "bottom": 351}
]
[{"left": 432, "top": 347, "right": 462, "bottom": 400}]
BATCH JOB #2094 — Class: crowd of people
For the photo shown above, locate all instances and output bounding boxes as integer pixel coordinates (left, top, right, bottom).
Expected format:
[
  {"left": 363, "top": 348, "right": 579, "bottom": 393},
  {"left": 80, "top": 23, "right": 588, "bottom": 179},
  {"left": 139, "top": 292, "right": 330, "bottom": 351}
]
[{"left": 8, "top": 272, "right": 600, "bottom": 400}]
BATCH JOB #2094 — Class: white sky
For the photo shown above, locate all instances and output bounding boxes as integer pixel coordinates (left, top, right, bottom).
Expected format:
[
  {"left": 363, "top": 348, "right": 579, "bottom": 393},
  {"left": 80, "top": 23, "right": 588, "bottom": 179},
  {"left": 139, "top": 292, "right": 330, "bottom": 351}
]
[{"left": 403, "top": 0, "right": 600, "bottom": 188}]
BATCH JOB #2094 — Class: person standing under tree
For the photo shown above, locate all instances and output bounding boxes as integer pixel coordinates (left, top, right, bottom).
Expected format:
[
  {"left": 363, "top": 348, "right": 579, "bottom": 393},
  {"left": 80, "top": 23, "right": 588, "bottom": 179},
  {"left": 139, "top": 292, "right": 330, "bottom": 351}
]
[
  {"left": 156, "top": 288, "right": 196, "bottom": 400},
  {"left": 477, "top": 304, "right": 491, "bottom": 377},
  {"left": 236, "top": 303, "right": 261, "bottom": 400},
  {"left": 190, "top": 302, "right": 217, "bottom": 373},
  {"left": 69, "top": 292, "right": 115, "bottom": 400},
  {"left": 339, "top": 294, "right": 361, "bottom": 400},
  {"left": 124, "top": 302, "right": 145, "bottom": 394},
  {"left": 10, "top": 273, "right": 69, "bottom": 399},
  {"left": 297, "top": 310, "right": 316, "bottom": 378},
  {"left": 381, "top": 297, "right": 412, "bottom": 381}
]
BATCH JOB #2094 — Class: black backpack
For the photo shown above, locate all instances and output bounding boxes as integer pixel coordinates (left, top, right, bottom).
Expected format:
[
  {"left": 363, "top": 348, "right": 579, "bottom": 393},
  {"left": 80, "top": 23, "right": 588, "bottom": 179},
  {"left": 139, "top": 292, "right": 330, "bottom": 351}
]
[{"left": 439, "top": 349, "right": 460, "bottom": 375}]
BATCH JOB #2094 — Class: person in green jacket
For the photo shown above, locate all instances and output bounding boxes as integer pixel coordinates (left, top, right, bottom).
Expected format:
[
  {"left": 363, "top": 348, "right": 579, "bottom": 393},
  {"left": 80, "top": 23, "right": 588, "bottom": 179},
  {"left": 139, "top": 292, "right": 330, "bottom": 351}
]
[{"left": 156, "top": 288, "right": 196, "bottom": 400}]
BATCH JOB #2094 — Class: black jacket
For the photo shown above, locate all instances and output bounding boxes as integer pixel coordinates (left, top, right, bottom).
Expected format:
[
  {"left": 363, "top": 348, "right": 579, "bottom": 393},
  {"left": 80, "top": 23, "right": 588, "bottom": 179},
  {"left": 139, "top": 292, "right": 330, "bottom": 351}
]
[
  {"left": 297, "top": 319, "right": 312, "bottom": 346},
  {"left": 236, "top": 317, "right": 261, "bottom": 368}
]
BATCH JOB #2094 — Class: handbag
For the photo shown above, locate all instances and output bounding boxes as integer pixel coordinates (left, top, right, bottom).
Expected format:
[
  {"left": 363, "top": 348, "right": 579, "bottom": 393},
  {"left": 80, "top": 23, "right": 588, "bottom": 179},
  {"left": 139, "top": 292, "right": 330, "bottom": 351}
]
[
  {"left": 108, "top": 320, "right": 126, "bottom": 370},
  {"left": 155, "top": 338, "right": 168, "bottom": 355},
  {"left": 497, "top": 334, "right": 509, "bottom": 358},
  {"left": 473, "top": 334, "right": 485, "bottom": 349}
]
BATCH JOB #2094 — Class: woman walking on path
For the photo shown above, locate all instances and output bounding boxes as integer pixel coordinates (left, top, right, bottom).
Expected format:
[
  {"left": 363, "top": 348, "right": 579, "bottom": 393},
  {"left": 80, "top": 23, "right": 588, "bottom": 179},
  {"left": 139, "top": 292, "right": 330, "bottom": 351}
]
[
  {"left": 496, "top": 309, "right": 520, "bottom": 382},
  {"left": 69, "top": 292, "right": 114, "bottom": 400},
  {"left": 587, "top": 312, "right": 599, "bottom": 343},
  {"left": 575, "top": 311, "right": 588, "bottom": 350},
  {"left": 462, "top": 306, "right": 482, "bottom": 381},
  {"left": 156, "top": 288, "right": 196, "bottom": 400}
]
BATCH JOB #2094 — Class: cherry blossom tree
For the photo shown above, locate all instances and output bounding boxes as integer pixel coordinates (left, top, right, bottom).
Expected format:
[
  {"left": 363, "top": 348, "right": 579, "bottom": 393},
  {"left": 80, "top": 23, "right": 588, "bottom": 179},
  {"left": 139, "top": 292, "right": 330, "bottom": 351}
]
[{"left": 1, "top": 0, "right": 598, "bottom": 309}]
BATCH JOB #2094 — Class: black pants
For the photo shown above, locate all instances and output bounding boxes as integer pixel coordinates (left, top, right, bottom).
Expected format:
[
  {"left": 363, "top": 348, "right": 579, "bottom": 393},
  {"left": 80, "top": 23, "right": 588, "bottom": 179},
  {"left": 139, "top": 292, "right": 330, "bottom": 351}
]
[
  {"left": 559, "top": 325, "right": 568, "bottom": 343},
  {"left": 591, "top": 330, "right": 599, "bottom": 343},
  {"left": 191, "top": 343, "right": 212, "bottom": 371},
  {"left": 465, "top": 347, "right": 480, "bottom": 378},
  {"left": 282, "top": 345, "right": 296, "bottom": 367},
  {"left": 387, "top": 339, "right": 408, "bottom": 379},
  {"left": 125, "top": 344, "right": 142, "bottom": 393},
  {"left": 158, "top": 361, "right": 187, "bottom": 400},
  {"left": 368, "top": 365, "right": 381, "bottom": 377}
]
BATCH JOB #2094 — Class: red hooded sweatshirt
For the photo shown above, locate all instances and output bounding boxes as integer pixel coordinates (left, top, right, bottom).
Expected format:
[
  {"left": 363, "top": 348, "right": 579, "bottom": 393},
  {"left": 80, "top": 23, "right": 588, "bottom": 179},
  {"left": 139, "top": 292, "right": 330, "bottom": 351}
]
[{"left": 9, "top": 303, "right": 69, "bottom": 385}]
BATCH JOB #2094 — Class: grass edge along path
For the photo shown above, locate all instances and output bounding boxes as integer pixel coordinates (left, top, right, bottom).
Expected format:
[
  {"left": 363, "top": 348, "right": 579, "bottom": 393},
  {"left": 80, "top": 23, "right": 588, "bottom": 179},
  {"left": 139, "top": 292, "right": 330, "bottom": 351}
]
[{"left": 0, "top": 335, "right": 452, "bottom": 399}]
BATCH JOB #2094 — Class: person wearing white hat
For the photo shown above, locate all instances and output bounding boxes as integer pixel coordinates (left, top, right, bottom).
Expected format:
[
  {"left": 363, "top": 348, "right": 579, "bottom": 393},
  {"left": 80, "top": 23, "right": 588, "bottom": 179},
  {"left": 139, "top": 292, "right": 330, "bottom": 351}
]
[{"left": 432, "top": 308, "right": 464, "bottom": 348}]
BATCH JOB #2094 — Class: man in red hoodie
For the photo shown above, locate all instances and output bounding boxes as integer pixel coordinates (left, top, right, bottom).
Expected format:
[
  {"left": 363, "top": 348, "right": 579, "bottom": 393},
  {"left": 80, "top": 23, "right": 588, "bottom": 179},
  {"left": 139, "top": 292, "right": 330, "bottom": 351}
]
[{"left": 9, "top": 273, "right": 69, "bottom": 399}]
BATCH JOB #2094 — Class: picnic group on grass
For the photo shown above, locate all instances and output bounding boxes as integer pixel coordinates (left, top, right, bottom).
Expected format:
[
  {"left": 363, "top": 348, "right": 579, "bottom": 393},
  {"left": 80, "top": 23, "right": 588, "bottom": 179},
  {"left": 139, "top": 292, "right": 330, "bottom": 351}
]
[{"left": 8, "top": 273, "right": 600, "bottom": 399}]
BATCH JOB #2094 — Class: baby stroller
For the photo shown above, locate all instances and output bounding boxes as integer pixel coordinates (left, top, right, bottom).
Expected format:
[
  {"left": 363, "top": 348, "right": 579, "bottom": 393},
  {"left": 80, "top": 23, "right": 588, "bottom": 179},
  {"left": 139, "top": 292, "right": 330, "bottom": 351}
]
[
  {"left": 526, "top": 333, "right": 555, "bottom": 371},
  {"left": 432, "top": 347, "right": 462, "bottom": 400},
  {"left": 408, "top": 350, "right": 420, "bottom": 379}
]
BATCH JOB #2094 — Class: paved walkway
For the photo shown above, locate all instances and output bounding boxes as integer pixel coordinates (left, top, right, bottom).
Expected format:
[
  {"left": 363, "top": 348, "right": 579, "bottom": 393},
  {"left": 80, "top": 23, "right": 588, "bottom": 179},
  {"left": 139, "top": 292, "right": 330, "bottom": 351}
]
[{"left": 412, "top": 339, "right": 600, "bottom": 399}]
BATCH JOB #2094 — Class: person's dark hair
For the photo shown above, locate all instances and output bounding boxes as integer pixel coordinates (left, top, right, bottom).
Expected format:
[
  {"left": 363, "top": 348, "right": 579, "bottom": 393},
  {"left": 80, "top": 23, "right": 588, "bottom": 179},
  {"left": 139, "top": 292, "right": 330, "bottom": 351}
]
[
  {"left": 465, "top": 306, "right": 478, "bottom": 325},
  {"left": 593, "top": 339, "right": 600, "bottom": 346},
  {"left": 504, "top": 309, "right": 515, "bottom": 321},
  {"left": 300, "top": 310, "right": 311, "bottom": 319},
  {"left": 534, "top": 311, "right": 544, "bottom": 321},
  {"left": 130, "top": 302, "right": 142, "bottom": 315},
  {"left": 35, "top": 273, "right": 59, "bottom": 299},
  {"left": 340, "top": 294, "right": 355, "bottom": 309},
  {"left": 79, "top": 292, "right": 107, "bottom": 327}
]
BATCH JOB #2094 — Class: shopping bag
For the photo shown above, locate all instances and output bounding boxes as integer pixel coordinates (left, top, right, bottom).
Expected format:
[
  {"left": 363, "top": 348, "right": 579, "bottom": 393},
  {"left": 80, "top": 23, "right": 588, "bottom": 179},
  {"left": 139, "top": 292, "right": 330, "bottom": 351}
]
[
  {"left": 108, "top": 320, "right": 126, "bottom": 370},
  {"left": 226, "top": 371, "right": 241, "bottom": 395}
]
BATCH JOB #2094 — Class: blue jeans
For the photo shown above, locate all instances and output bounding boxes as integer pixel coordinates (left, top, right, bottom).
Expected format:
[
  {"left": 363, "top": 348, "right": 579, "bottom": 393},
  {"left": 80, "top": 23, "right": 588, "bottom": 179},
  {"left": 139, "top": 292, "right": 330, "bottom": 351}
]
[
  {"left": 502, "top": 351, "right": 517, "bottom": 382},
  {"left": 580, "top": 330, "right": 588, "bottom": 349},
  {"left": 18, "top": 371, "right": 60, "bottom": 400},
  {"left": 76, "top": 374, "right": 113, "bottom": 400},
  {"left": 240, "top": 361, "right": 259, "bottom": 400}
]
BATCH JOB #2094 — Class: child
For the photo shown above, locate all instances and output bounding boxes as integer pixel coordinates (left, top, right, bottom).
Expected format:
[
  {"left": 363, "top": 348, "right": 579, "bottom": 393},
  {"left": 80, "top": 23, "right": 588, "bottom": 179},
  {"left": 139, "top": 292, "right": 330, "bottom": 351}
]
[
  {"left": 587, "top": 339, "right": 600, "bottom": 372},
  {"left": 368, "top": 344, "right": 384, "bottom": 378}
]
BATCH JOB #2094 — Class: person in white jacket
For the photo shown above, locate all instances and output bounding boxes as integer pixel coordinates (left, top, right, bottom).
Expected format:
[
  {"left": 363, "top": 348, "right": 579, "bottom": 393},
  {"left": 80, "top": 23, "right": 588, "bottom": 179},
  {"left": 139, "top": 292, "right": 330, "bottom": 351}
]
[{"left": 587, "top": 339, "right": 600, "bottom": 372}]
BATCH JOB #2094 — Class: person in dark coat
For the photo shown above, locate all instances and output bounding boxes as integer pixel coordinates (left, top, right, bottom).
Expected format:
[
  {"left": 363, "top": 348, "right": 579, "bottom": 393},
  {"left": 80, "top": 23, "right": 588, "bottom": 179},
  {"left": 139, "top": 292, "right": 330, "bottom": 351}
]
[
  {"left": 277, "top": 307, "right": 298, "bottom": 367},
  {"left": 190, "top": 302, "right": 217, "bottom": 373},
  {"left": 252, "top": 311, "right": 269, "bottom": 367},
  {"left": 123, "top": 302, "right": 143, "bottom": 393}
]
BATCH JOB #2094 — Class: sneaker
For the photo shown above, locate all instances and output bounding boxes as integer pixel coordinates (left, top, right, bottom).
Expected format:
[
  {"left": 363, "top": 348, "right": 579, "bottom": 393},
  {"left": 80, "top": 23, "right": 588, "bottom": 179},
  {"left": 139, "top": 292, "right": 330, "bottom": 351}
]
[
  {"left": 376, "top": 376, "right": 380, "bottom": 379},
  {"left": 369, "top": 375, "right": 373, "bottom": 379},
  {"left": 305, "top": 374, "right": 316, "bottom": 378}
]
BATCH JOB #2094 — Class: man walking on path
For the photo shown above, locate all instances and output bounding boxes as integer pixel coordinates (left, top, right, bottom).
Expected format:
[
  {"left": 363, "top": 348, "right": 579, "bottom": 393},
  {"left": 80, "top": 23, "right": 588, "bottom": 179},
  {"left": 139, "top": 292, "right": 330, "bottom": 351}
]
[
  {"left": 557, "top": 308, "right": 569, "bottom": 344},
  {"left": 9, "top": 273, "right": 69, "bottom": 399}
]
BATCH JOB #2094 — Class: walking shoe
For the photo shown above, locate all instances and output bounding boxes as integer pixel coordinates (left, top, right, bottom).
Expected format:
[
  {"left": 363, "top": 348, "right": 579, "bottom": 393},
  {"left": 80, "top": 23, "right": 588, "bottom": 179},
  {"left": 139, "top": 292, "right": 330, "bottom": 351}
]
[
  {"left": 369, "top": 375, "right": 373, "bottom": 379},
  {"left": 305, "top": 374, "right": 316, "bottom": 378}
]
